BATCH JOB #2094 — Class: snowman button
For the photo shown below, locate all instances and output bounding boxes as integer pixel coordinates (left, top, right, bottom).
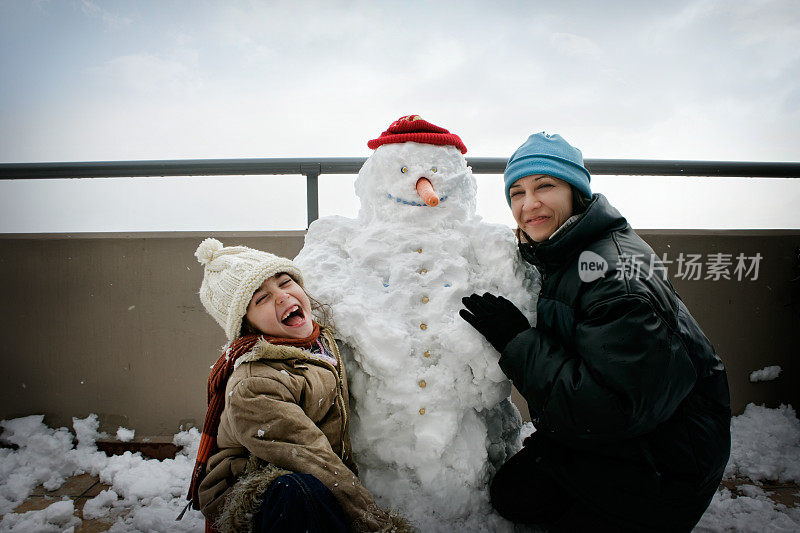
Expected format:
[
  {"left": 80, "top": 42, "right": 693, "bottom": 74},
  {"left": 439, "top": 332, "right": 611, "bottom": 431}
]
[
  {"left": 419, "top": 408, "right": 426, "bottom": 415},
  {"left": 420, "top": 323, "right": 427, "bottom": 330},
  {"left": 417, "top": 248, "right": 422, "bottom": 253},
  {"left": 419, "top": 380, "right": 426, "bottom": 388},
  {"left": 424, "top": 350, "right": 431, "bottom": 358},
  {"left": 420, "top": 269, "right": 428, "bottom": 275},
  {"left": 421, "top": 296, "right": 429, "bottom": 303}
]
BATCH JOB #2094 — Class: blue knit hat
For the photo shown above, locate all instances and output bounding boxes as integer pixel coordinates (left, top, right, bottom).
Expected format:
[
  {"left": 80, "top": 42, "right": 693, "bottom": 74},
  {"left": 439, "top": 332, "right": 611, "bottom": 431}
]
[{"left": 504, "top": 132, "right": 592, "bottom": 205}]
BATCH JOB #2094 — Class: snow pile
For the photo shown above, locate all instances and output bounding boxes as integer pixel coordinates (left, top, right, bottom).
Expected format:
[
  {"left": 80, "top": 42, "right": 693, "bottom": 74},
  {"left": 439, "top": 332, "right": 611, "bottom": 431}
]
[
  {"left": 725, "top": 403, "right": 800, "bottom": 483},
  {"left": 749, "top": 365, "right": 782, "bottom": 383},
  {"left": 696, "top": 485, "right": 800, "bottom": 532},
  {"left": 82, "top": 489, "right": 118, "bottom": 519},
  {"left": 0, "top": 414, "right": 203, "bottom": 532},
  {"left": 0, "top": 500, "right": 80, "bottom": 532},
  {"left": 0, "top": 415, "right": 80, "bottom": 515},
  {"left": 295, "top": 138, "right": 538, "bottom": 531},
  {"left": 115, "top": 427, "right": 135, "bottom": 442},
  {"left": 695, "top": 403, "right": 800, "bottom": 532}
]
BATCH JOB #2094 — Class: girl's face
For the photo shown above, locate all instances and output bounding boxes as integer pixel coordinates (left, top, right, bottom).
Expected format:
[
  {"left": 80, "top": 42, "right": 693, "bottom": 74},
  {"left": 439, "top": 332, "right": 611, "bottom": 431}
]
[
  {"left": 245, "top": 273, "right": 314, "bottom": 339},
  {"left": 509, "top": 175, "right": 574, "bottom": 242}
]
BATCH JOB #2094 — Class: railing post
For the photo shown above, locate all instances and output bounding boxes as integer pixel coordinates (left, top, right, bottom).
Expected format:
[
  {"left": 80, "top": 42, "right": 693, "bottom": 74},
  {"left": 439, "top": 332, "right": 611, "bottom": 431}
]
[
  {"left": 306, "top": 172, "right": 319, "bottom": 226},
  {"left": 302, "top": 164, "right": 321, "bottom": 227}
]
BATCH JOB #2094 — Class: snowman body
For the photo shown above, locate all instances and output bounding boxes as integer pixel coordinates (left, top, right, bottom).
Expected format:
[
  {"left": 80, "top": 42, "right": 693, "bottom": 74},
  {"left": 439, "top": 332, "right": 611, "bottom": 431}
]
[{"left": 295, "top": 141, "right": 538, "bottom": 531}]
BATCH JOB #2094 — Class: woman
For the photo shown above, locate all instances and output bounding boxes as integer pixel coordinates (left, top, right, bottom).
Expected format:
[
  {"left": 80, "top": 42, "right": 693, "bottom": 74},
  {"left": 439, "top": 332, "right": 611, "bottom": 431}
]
[{"left": 460, "top": 133, "right": 731, "bottom": 532}]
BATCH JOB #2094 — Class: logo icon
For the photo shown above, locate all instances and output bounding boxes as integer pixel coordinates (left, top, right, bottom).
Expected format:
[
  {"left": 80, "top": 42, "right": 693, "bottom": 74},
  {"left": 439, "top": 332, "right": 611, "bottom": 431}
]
[{"left": 578, "top": 251, "right": 607, "bottom": 282}]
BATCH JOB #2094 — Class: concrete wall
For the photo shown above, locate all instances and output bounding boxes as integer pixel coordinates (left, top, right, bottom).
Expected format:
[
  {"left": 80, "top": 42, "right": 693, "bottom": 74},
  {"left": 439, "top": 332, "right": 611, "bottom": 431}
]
[
  {"left": 639, "top": 230, "right": 799, "bottom": 417},
  {"left": 0, "top": 232, "right": 306, "bottom": 436},
  {"left": 0, "top": 230, "right": 797, "bottom": 435}
]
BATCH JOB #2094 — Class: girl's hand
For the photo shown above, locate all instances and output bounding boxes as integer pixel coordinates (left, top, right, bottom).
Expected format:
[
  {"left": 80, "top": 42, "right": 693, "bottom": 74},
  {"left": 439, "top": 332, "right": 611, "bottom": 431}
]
[{"left": 459, "top": 293, "right": 530, "bottom": 353}]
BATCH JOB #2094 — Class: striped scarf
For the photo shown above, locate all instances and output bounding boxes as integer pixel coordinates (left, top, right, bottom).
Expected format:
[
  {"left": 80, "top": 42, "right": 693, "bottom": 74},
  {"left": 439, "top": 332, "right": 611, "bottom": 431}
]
[{"left": 186, "top": 322, "right": 321, "bottom": 531}]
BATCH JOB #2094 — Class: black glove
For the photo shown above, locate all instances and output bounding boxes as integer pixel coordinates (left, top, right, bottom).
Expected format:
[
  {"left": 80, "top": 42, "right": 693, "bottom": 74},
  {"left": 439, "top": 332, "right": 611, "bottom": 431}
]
[{"left": 459, "top": 292, "right": 530, "bottom": 353}]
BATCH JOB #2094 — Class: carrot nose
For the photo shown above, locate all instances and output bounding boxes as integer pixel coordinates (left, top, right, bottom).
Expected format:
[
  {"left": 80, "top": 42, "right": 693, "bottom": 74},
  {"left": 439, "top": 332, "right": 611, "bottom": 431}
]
[{"left": 416, "top": 178, "right": 439, "bottom": 207}]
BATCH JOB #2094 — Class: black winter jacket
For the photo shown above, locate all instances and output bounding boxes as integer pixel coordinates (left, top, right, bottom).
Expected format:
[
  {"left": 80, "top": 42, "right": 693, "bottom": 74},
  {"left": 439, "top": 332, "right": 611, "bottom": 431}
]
[{"left": 501, "top": 194, "right": 731, "bottom": 532}]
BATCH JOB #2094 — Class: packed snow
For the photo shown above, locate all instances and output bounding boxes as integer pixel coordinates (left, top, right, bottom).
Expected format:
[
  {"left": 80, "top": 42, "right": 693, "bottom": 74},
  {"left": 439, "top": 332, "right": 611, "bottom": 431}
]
[
  {"left": 115, "top": 427, "right": 135, "bottom": 443},
  {"left": 0, "top": 405, "right": 798, "bottom": 531},
  {"left": 725, "top": 404, "right": 800, "bottom": 483},
  {"left": 750, "top": 365, "right": 782, "bottom": 382},
  {"left": 295, "top": 139, "right": 539, "bottom": 531},
  {"left": 82, "top": 489, "right": 118, "bottom": 520},
  {"left": 0, "top": 414, "right": 204, "bottom": 532},
  {"left": 0, "top": 500, "right": 80, "bottom": 533},
  {"left": 695, "top": 485, "right": 800, "bottom": 533}
]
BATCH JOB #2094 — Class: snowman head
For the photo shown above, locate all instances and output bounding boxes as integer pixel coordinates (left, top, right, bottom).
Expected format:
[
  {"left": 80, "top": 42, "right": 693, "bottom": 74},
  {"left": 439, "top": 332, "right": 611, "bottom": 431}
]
[{"left": 355, "top": 116, "right": 477, "bottom": 224}]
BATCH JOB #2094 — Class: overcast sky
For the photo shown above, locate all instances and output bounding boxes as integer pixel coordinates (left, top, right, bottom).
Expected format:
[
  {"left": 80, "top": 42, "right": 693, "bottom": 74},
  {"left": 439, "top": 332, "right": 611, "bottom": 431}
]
[{"left": 1, "top": 0, "right": 798, "bottom": 231}]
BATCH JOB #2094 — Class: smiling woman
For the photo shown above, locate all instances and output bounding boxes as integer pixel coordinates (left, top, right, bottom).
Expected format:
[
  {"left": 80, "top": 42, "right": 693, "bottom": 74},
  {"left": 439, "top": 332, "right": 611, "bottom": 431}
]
[
  {"left": 508, "top": 175, "right": 574, "bottom": 243},
  {"left": 460, "top": 132, "right": 732, "bottom": 532}
]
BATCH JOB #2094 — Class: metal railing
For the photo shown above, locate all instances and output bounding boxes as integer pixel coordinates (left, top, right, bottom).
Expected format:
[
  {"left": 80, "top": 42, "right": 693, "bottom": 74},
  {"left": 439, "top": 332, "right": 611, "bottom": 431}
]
[{"left": 1, "top": 158, "right": 798, "bottom": 226}]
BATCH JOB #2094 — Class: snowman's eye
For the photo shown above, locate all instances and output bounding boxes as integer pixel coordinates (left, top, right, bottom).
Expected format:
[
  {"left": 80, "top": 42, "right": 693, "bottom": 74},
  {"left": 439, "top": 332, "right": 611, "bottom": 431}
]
[
  {"left": 401, "top": 166, "right": 408, "bottom": 174},
  {"left": 431, "top": 167, "right": 437, "bottom": 173}
]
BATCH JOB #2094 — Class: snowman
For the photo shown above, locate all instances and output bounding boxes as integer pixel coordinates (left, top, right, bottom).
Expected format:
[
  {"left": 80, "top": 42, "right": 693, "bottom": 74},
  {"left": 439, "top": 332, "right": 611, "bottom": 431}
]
[{"left": 294, "top": 115, "right": 538, "bottom": 531}]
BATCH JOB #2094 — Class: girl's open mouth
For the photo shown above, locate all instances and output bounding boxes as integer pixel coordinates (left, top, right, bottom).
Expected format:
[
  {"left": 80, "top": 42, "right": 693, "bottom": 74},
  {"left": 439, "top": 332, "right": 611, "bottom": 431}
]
[{"left": 281, "top": 305, "right": 306, "bottom": 327}]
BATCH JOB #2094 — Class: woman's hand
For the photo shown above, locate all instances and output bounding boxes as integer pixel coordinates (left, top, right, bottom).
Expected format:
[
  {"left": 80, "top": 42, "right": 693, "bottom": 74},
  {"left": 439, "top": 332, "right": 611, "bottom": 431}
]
[{"left": 459, "top": 293, "right": 530, "bottom": 353}]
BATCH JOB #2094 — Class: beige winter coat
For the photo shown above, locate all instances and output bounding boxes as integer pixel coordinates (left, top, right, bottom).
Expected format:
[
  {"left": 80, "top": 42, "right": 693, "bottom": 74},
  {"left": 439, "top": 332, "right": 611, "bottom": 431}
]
[{"left": 197, "top": 328, "right": 404, "bottom": 532}]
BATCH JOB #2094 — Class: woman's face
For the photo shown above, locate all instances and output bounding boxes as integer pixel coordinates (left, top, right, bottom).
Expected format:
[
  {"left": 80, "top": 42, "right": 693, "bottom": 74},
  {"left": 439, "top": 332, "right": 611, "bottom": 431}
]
[
  {"left": 245, "top": 273, "right": 314, "bottom": 338},
  {"left": 509, "top": 175, "right": 574, "bottom": 242}
]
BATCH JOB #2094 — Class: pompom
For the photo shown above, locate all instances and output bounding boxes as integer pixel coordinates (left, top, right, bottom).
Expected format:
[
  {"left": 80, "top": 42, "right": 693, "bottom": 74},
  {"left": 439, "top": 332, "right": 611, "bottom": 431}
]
[{"left": 195, "top": 238, "right": 223, "bottom": 265}]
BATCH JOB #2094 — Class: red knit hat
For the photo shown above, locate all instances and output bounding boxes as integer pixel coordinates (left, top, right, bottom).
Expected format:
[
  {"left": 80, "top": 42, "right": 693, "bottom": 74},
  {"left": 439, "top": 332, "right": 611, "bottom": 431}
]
[{"left": 367, "top": 115, "right": 467, "bottom": 154}]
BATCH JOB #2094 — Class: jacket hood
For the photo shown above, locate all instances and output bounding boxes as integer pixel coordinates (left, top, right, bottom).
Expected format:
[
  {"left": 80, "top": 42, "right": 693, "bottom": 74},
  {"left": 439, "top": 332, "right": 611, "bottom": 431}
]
[
  {"left": 520, "top": 193, "right": 628, "bottom": 271},
  {"left": 233, "top": 327, "right": 336, "bottom": 370}
]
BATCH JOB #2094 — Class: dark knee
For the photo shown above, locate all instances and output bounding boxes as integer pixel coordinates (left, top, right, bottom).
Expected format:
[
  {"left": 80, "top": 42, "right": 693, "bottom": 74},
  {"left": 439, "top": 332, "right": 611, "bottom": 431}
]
[
  {"left": 489, "top": 455, "right": 573, "bottom": 525},
  {"left": 489, "top": 462, "right": 530, "bottom": 520},
  {"left": 267, "top": 473, "right": 310, "bottom": 500}
]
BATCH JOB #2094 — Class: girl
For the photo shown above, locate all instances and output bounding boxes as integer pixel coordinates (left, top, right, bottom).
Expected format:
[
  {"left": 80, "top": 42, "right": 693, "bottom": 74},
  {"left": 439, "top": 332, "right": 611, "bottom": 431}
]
[
  {"left": 187, "top": 238, "right": 408, "bottom": 532},
  {"left": 460, "top": 133, "right": 731, "bottom": 531}
]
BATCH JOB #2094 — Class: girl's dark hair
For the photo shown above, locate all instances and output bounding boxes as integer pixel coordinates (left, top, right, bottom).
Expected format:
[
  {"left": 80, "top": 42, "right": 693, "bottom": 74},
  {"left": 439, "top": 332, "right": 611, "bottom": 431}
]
[
  {"left": 240, "top": 317, "right": 259, "bottom": 336},
  {"left": 308, "top": 293, "right": 334, "bottom": 329}
]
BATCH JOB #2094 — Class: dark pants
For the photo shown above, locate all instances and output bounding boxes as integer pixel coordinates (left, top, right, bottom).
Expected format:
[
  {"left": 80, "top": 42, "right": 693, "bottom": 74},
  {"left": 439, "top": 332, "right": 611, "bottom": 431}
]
[
  {"left": 252, "top": 473, "right": 348, "bottom": 533},
  {"left": 490, "top": 438, "right": 630, "bottom": 532}
]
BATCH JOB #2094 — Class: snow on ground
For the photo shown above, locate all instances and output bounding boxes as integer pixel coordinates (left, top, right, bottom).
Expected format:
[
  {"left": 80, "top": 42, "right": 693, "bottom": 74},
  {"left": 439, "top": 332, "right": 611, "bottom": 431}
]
[
  {"left": 0, "top": 414, "right": 204, "bottom": 532},
  {"left": 0, "top": 405, "right": 798, "bottom": 532},
  {"left": 695, "top": 404, "right": 800, "bottom": 532},
  {"left": 725, "top": 404, "right": 800, "bottom": 483},
  {"left": 696, "top": 485, "right": 800, "bottom": 533}
]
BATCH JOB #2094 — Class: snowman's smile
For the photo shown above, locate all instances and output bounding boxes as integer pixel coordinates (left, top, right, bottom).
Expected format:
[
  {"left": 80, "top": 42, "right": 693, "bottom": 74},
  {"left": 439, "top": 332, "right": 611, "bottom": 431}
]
[{"left": 387, "top": 192, "right": 449, "bottom": 207}]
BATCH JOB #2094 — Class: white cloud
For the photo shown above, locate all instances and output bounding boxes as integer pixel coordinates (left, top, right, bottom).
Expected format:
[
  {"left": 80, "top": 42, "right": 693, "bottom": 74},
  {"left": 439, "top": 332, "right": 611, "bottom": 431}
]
[
  {"left": 88, "top": 52, "right": 202, "bottom": 96},
  {"left": 550, "top": 32, "right": 602, "bottom": 58},
  {"left": 80, "top": 0, "right": 132, "bottom": 30}
]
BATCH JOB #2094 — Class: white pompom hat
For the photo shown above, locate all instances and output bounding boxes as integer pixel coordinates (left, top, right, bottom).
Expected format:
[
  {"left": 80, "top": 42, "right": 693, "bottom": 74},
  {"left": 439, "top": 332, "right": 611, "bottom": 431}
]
[{"left": 194, "top": 238, "right": 305, "bottom": 341}]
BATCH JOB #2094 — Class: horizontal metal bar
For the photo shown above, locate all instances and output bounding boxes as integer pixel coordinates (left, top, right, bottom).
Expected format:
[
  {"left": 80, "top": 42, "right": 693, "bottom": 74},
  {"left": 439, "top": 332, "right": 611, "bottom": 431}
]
[
  {"left": 583, "top": 159, "right": 800, "bottom": 177},
  {"left": 466, "top": 158, "right": 800, "bottom": 177},
  {"left": 1, "top": 158, "right": 798, "bottom": 180},
  {"left": 0, "top": 158, "right": 367, "bottom": 179}
]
